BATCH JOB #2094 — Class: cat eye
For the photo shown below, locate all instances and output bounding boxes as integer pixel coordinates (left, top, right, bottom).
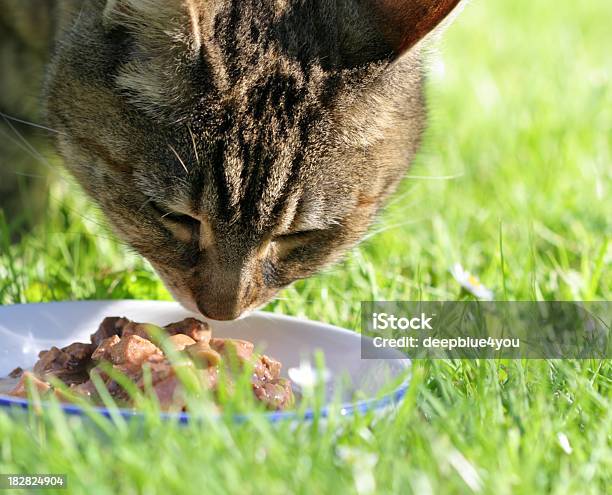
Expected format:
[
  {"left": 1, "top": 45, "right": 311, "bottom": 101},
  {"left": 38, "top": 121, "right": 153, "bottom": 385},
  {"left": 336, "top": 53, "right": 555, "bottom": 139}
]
[
  {"left": 273, "top": 229, "right": 321, "bottom": 242},
  {"left": 150, "top": 201, "right": 200, "bottom": 228},
  {"left": 271, "top": 229, "right": 324, "bottom": 260}
]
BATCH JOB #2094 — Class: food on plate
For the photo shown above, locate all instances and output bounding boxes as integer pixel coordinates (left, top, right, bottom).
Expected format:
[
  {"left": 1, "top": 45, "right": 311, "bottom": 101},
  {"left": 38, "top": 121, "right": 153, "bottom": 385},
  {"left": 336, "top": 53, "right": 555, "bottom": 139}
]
[
  {"left": 4, "top": 317, "right": 293, "bottom": 411},
  {"left": 8, "top": 367, "right": 23, "bottom": 379}
]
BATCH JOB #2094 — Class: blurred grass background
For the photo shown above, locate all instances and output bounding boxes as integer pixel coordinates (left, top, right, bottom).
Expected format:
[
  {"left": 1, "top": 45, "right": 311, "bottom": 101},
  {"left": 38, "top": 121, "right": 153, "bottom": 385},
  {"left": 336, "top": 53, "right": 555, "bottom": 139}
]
[{"left": 0, "top": 0, "right": 610, "bottom": 493}]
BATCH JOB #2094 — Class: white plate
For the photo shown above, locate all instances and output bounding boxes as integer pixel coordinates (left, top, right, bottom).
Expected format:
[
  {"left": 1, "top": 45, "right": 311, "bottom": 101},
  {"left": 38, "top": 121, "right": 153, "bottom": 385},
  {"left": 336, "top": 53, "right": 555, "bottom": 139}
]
[{"left": 0, "top": 300, "right": 410, "bottom": 421}]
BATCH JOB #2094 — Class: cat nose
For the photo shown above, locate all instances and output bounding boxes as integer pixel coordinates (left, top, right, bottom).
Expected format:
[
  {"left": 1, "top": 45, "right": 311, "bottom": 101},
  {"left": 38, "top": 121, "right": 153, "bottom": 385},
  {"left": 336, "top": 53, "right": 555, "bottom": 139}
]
[
  {"left": 195, "top": 255, "right": 257, "bottom": 321},
  {"left": 197, "top": 298, "right": 243, "bottom": 321},
  {"left": 198, "top": 304, "right": 242, "bottom": 321}
]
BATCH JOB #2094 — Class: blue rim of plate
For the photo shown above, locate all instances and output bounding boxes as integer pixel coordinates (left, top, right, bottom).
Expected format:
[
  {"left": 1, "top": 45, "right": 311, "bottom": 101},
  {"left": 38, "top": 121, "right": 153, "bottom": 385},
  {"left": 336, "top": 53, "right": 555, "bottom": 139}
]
[{"left": 0, "top": 379, "right": 409, "bottom": 423}]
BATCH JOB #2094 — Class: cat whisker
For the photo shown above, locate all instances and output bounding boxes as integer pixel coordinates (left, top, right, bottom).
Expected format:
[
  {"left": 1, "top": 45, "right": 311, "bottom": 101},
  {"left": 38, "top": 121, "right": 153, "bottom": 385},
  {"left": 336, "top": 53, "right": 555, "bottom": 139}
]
[
  {"left": 46, "top": 193, "right": 114, "bottom": 231},
  {"left": 383, "top": 185, "right": 418, "bottom": 209},
  {"left": 404, "top": 173, "right": 464, "bottom": 181},
  {"left": 362, "top": 218, "right": 426, "bottom": 242},
  {"left": 187, "top": 125, "right": 200, "bottom": 165},
  {"left": 48, "top": 231, "right": 120, "bottom": 243},
  {"left": 169, "top": 144, "right": 189, "bottom": 174},
  {"left": 137, "top": 196, "right": 155, "bottom": 214},
  {"left": 12, "top": 171, "right": 46, "bottom": 179},
  {"left": 0, "top": 118, "right": 55, "bottom": 173},
  {"left": 0, "top": 111, "right": 62, "bottom": 135},
  {"left": 384, "top": 172, "right": 463, "bottom": 209},
  {"left": 1, "top": 121, "right": 117, "bottom": 231}
]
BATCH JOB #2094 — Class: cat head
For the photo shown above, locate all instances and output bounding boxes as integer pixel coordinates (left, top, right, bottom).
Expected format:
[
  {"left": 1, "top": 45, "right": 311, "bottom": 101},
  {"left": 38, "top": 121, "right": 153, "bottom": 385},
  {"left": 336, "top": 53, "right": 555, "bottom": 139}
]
[{"left": 45, "top": 0, "right": 461, "bottom": 320}]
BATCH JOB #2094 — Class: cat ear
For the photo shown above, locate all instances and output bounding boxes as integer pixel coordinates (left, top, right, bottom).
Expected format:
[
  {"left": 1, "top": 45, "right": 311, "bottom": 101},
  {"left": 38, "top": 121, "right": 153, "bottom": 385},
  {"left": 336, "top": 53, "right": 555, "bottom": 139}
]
[
  {"left": 102, "top": 0, "right": 203, "bottom": 51},
  {"left": 101, "top": 0, "right": 206, "bottom": 119},
  {"left": 102, "top": 0, "right": 119, "bottom": 21},
  {"left": 371, "top": 0, "right": 463, "bottom": 55}
]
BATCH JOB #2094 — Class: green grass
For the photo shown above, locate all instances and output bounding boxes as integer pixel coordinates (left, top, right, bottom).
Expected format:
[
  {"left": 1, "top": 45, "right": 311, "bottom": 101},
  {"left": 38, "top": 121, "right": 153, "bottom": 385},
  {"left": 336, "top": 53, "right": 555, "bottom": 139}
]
[{"left": 1, "top": 0, "right": 611, "bottom": 493}]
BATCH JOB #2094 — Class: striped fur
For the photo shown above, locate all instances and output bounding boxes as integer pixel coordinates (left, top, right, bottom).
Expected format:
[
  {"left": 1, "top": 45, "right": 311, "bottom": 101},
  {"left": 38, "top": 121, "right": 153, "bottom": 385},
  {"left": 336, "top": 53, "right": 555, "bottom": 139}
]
[{"left": 6, "top": 0, "right": 462, "bottom": 319}]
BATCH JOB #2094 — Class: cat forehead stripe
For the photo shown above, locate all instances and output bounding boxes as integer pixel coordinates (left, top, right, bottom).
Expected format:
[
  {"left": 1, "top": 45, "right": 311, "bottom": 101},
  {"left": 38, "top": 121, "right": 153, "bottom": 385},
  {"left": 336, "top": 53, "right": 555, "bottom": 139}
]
[{"left": 186, "top": 62, "right": 334, "bottom": 231}]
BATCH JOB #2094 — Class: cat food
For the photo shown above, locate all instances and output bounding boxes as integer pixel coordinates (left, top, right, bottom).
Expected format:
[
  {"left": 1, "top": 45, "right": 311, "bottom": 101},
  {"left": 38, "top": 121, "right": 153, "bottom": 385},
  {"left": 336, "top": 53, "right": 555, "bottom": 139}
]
[{"left": 4, "top": 317, "right": 293, "bottom": 411}]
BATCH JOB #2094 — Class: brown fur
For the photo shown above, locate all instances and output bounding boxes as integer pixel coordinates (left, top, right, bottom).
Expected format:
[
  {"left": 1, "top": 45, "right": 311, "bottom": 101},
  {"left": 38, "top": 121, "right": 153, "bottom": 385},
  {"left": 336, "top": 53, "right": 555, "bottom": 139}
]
[{"left": 2, "top": 0, "right": 462, "bottom": 319}]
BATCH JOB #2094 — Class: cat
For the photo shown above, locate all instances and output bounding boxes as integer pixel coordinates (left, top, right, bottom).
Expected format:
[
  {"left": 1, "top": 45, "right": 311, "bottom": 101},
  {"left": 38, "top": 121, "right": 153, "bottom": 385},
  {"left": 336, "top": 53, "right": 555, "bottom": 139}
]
[{"left": 0, "top": 0, "right": 462, "bottom": 320}]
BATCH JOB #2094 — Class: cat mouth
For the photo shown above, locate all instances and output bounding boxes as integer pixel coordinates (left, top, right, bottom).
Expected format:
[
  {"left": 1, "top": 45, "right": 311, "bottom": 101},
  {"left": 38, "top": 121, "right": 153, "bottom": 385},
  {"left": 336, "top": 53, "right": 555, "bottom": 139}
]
[
  {"left": 164, "top": 284, "right": 254, "bottom": 321},
  {"left": 151, "top": 264, "right": 266, "bottom": 321}
]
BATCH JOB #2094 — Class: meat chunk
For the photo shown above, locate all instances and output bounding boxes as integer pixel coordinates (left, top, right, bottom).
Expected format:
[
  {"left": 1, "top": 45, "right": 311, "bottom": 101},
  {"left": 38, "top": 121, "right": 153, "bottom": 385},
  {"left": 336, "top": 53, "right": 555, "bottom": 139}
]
[
  {"left": 69, "top": 380, "right": 98, "bottom": 400},
  {"left": 251, "top": 354, "right": 292, "bottom": 410},
  {"left": 101, "top": 364, "right": 144, "bottom": 403},
  {"left": 61, "top": 343, "right": 96, "bottom": 371},
  {"left": 141, "top": 358, "right": 175, "bottom": 385},
  {"left": 253, "top": 355, "right": 282, "bottom": 383},
  {"left": 9, "top": 367, "right": 24, "bottom": 379},
  {"left": 90, "top": 317, "right": 130, "bottom": 346},
  {"left": 166, "top": 334, "right": 196, "bottom": 351},
  {"left": 10, "top": 372, "right": 51, "bottom": 398},
  {"left": 91, "top": 335, "right": 121, "bottom": 361},
  {"left": 121, "top": 320, "right": 208, "bottom": 348},
  {"left": 210, "top": 338, "right": 254, "bottom": 361},
  {"left": 110, "top": 335, "right": 162, "bottom": 368},
  {"left": 186, "top": 342, "right": 221, "bottom": 367},
  {"left": 33, "top": 342, "right": 95, "bottom": 385},
  {"left": 153, "top": 375, "right": 183, "bottom": 411},
  {"left": 253, "top": 379, "right": 293, "bottom": 411},
  {"left": 138, "top": 358, "right": 217, "bottom": 410},
  {"left": 121, "top": 322, "right": 162, "bottom": 342},
  {"left": 165, "top": 318, "right": 211, "bottom": 344},
  {"left": 8, "top": 316, "right": 294, "bottom": 411},
  {"left": 32, "top": 347, "right": 63, "bottom": 376}
]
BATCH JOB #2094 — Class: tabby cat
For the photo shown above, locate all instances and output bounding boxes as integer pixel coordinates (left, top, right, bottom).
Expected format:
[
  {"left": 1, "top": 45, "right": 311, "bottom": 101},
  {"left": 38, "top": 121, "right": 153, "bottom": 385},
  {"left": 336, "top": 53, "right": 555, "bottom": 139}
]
[{"left": 0, "top": 0, "right": 462, "bottom": 319}]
